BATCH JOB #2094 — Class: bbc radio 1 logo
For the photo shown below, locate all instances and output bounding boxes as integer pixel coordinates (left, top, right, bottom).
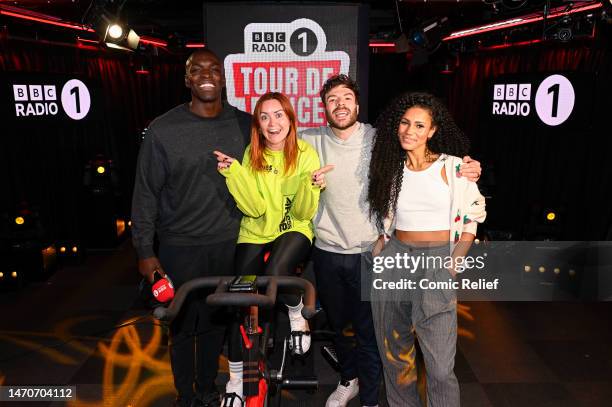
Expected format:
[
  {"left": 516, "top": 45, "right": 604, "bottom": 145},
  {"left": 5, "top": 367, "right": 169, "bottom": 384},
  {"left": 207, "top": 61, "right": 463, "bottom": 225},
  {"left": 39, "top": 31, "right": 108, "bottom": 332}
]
[
  {"left": 252, "top": 32, "right": 286, "bottom": 52},
  {"left": 493, "top": 83, "right": 531, "bottom": 116},
  {"left": 492, "top": 74, "right": 575, "bottom": 126},
  {"left": 12, "top": 79, "right": 91, "bottom": 120},
  {"left": 249, "top": 22, "right": 320, "bottom": 57}
]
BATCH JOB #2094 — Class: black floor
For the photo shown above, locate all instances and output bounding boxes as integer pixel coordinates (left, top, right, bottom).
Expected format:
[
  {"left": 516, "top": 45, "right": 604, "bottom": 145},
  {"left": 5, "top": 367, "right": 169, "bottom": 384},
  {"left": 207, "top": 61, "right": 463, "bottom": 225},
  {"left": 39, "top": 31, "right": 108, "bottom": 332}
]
[{"left": 0, "top": 240, "right": 611, "bottom": 406}]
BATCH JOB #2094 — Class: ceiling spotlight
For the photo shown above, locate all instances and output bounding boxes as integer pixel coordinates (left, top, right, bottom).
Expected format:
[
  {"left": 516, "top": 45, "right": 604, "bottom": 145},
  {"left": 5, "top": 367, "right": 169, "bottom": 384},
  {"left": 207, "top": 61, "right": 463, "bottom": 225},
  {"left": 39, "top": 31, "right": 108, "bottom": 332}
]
[
  {"left": 105, "top": 28, "right": 140, "bottom": 51},
  {"left": 410, "top": 29, "right": 428, "bottom": 47},
  {"left": 107, "top": 23, "right": 124, "bottom": 39},
  {"left": 92, "top": 12, "right": 139, "bottom": 51},
  {"left": 409, "top": 17, "right": 449, "bottom": 49}
]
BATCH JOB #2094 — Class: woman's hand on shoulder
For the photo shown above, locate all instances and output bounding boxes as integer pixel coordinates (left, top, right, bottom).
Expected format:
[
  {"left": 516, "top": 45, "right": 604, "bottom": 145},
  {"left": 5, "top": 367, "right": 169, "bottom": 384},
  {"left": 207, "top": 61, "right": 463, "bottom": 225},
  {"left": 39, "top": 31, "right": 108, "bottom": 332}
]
[{"left": 459, "top": 155, "right": 481, "bottom": 182}]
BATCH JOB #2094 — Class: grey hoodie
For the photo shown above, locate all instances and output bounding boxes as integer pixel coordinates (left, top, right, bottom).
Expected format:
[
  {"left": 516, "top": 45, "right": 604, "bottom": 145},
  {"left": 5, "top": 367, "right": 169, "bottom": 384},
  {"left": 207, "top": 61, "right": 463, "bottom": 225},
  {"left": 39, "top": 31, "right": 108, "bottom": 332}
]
[{"left": 300, "top": 122, "right": 379, "bottom": 253}]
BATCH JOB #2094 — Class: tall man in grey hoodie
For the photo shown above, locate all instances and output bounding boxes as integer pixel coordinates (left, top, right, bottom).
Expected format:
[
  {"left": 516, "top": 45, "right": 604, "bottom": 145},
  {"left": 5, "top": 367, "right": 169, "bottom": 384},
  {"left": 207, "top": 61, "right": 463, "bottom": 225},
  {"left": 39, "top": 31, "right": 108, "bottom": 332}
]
[
  {"left": 301, "top": 74, "right": 380, "bottom": 407},
  {"left": 301, "top": 75, "right": 482, "bottom": 407}
]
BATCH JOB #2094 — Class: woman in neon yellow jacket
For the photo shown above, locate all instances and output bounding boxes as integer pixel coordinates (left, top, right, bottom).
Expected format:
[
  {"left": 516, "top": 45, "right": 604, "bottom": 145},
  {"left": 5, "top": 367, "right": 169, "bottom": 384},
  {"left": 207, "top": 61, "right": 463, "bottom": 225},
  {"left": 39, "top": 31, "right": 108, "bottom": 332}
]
[{"left": 214, "top": 92, "right": 331, "bottom": 406}]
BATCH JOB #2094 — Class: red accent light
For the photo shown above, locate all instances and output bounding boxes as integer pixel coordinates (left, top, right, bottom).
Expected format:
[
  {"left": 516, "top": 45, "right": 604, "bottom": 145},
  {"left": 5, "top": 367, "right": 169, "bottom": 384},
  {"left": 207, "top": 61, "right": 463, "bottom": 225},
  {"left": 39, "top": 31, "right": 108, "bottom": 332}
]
[
  {"left": 186, "top": 43, "right": 205, "bottom": 48},
  {"left": 369, "top": 42, "right": 395, "bottom": 48},
  {"left": 135, "top": 70, "right": 150, "bottom": 75},
  {"left": 443, "top": 1, "right": 602, "bottom": 41},
  {"left": 139, "top": 36, "right": 168, "bottom": 47},
  {"left": 0, "top": 9, "right": 95, "bottom": 32},
  {"left": 481, "top": 39, "right": 544, "bottom": 51},
  {"left": 444, "top": 18, "right": 535, "bottom": 40},
  {"left": 1, "top": 6, "right": 170, "bottom": 49},
  {"left": 76, "top": 43, "right": 100, "bottom": 51}
]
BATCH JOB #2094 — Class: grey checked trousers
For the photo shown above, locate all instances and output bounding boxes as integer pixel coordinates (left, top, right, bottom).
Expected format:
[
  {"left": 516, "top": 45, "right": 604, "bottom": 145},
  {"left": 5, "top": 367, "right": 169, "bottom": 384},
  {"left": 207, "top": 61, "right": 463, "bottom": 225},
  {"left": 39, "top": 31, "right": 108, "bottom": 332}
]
[{"left": 370, "top": 236, "right": 460, "bottom": 407}]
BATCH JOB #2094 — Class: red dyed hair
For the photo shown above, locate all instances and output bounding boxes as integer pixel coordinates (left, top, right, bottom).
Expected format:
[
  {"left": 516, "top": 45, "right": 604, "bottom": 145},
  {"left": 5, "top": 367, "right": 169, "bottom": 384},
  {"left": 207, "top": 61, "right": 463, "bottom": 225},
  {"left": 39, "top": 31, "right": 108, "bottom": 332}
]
[{"left": 249, "top": 92, "right": 299, "bottom": 175}]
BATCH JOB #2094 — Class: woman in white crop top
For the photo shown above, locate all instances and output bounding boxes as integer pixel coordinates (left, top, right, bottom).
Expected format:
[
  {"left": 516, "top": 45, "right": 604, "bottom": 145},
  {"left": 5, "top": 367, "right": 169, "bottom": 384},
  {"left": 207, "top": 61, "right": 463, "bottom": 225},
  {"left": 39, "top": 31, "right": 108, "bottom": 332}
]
[{"left": 367, "top": 92, "right": 486, "bottom": 407}]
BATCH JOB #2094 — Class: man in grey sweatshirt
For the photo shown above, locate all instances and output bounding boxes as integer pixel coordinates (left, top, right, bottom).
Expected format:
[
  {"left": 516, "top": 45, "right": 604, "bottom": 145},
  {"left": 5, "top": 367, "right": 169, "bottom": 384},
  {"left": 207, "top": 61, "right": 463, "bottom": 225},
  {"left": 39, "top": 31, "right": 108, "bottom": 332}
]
[
  {"left": 132, "top": 49, "right": 251, "bottom": 407},
  {"left": 301, "top": 75, "right": 482, "bottom": 407},
  {"left": 301, "top": 75, "right": 382, "bottom": 407}
]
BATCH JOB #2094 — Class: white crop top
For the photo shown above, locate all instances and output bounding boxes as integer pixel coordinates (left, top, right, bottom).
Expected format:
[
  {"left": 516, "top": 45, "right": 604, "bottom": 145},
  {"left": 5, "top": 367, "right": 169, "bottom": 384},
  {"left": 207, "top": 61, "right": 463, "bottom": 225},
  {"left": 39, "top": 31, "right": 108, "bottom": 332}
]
[{"left": 395, "top": 158, "right": 451, "bottom": 231}]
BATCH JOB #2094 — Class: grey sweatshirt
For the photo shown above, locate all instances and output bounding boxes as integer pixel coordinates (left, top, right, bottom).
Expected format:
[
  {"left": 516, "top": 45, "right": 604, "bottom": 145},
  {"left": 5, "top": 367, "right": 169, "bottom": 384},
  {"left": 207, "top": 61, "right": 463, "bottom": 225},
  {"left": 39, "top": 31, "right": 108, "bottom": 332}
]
[
  {"left": 131, "top": 103, "right": 251, "bottom": 258},
  {"left": 300, "top": 123, "right": 379, "bottom": 254}
]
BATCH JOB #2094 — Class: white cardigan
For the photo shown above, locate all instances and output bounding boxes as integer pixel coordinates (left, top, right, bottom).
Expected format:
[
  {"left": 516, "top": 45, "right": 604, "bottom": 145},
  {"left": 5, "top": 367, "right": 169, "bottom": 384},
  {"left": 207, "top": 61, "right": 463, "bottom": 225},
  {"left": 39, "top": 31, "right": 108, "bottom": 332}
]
[{"left": 386, "top": 154, "right": 487, "bottom": 253}]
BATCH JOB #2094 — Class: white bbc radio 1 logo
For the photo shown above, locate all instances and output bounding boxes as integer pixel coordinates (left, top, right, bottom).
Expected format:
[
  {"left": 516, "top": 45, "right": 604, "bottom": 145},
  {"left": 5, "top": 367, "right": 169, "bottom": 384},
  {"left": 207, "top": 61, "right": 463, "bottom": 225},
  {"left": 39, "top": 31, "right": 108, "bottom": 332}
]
[
  {"left": 492, "top": 74, "right": 575, "bottom": 126},
  {"left": 534, "top": 74, "right": 575, "bottom": 126},
  {"left": 13, "top": 79, "right": 91, "bottom": 120},
  {"left": 492, "top": 83, "right": 531, "bottom": 116}
]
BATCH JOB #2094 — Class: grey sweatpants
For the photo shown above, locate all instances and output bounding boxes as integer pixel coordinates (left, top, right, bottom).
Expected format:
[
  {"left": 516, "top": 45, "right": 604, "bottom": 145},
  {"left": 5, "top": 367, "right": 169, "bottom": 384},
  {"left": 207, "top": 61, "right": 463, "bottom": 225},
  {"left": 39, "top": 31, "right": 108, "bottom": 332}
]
[{"left": 370, "top": 236, "right": 459, "bottom": 407}]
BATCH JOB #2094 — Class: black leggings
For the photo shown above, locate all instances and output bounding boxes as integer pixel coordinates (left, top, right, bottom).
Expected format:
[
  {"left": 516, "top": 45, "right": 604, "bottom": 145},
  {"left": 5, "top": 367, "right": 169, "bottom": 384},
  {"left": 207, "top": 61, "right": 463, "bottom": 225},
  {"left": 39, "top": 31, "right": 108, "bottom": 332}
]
[{"left": 228, "top": 231, "right": 311, "bottom": 362}]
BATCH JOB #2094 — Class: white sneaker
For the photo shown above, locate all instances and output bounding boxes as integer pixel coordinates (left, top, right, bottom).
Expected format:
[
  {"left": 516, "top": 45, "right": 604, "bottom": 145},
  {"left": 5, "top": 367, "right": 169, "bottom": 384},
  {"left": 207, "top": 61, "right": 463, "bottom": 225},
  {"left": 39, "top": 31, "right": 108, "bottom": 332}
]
[
  {"left": 325, "top": 378, "right": 359, "bottom": 407},
  {"left": 222, "top": 379, "right": 244, "bottom": 407},
  {"left": 288, "top": 302, "right": 311, "bottom": 354}
]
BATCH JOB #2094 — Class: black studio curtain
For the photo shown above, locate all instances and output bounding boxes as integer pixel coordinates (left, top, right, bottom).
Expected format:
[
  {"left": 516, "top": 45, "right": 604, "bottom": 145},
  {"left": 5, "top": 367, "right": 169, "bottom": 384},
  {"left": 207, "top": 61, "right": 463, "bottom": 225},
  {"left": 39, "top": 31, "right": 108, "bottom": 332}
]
[
  {"left": 446, "top": 40, "right": 612, "bottom": 240},
  {"left": 0, "top": 40, "right": 187, "bottom": 241}
]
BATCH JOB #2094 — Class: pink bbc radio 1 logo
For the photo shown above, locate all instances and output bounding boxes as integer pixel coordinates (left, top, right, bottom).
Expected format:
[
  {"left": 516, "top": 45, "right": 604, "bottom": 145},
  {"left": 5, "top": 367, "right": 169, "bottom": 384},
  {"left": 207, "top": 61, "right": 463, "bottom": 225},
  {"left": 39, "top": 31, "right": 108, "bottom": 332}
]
[
  {"left": 224, "top": 18, "right": 350, "bottom": 130},
  {"left": 12, "top": 79, "right": 91, "bottom": 120},
  {"left": 492, "top": 74, "right": 575, "bottom": 126}
]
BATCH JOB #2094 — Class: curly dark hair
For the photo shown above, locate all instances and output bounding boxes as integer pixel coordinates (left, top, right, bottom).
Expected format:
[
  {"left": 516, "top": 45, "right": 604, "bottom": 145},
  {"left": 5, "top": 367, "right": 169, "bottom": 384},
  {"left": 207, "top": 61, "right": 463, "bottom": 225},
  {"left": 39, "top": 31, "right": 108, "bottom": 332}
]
[
  {"left": 319, "top": 74, "right": 359, "bottom": 104},
  {"left": 367, "top": 92, "right": 470, "bottom": 231}
]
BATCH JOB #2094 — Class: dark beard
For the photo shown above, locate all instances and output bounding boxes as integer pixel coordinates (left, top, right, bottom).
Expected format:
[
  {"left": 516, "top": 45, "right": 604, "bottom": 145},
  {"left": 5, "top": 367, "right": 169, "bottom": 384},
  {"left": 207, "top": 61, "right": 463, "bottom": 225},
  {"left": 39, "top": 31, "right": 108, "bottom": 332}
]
[{"left": 326, "top": 109, "right": 358, "bottom": 130}]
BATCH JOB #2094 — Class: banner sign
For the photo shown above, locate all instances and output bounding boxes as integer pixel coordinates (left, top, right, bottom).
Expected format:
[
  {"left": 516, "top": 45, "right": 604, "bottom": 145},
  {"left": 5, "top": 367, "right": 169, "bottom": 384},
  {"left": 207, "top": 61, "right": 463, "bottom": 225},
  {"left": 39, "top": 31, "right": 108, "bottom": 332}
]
[
  {"left": 225, "top": 18, "right": 350, "bottom": 125},
  {"left": 205, "top": 3, "right": 368, "bottom": 129}
]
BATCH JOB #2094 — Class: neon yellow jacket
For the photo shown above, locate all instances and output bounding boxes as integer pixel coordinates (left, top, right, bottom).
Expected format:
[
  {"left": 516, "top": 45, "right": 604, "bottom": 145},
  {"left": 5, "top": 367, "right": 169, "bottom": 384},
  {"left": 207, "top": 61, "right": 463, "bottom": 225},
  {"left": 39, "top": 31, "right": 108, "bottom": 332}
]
[{"left": 220, "top": 139, "right": 321, "bottom": 244}]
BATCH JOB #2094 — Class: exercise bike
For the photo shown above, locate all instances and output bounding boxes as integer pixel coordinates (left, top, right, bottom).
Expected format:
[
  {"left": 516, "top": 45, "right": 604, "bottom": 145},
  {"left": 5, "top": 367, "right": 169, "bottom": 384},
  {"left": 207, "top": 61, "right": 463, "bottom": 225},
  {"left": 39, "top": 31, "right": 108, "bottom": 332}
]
[{"left": 153, "top": 275, "right": 318, "bottom": 407}]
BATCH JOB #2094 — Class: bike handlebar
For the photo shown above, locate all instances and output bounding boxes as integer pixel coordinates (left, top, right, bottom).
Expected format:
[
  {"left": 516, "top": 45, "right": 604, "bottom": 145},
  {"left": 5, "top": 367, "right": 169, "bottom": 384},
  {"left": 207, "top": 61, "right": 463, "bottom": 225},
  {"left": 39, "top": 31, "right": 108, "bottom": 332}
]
[{"left": 153, "top": 276, "right": 317, "bottom": 322}]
